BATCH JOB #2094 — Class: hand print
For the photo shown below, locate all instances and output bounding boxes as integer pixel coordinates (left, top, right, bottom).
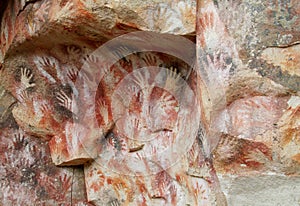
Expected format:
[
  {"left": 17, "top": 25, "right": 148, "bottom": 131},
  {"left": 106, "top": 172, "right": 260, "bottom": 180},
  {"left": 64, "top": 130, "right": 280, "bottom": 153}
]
[
  {"left": 175, "top": 174, "right": 186, "bottom": 186},
  {"left": 40, "top": 102, "right": 51, "bottom": 116},
  {"left": 56, "top": 90, "right": 71, "bottom": 109},
  {"left": 198, "top": 11, "right": 216, "bottom": 34},
  {"left": 3, "top": 149, "right": 27, "bottom": 167},
  {"left": 164, "top": 66, "right": 182, "bottom": 92},
  {"left": 34, "top": 56, "right": 59, "bottom": 83},
  {"left": 169, "top": 183, "right": 178, "bottom": 196},
  {"left": 20, "top": 67, "right": 35, "bottom": 90},
  {"left": 106, "top": 132, "right": 126, "bottom": 152},
  {"left": 133, "top": 70, "right": 152, "bottom": 97},
  {"left": 150, "top": 144, "right": 158, "bottom": 158},
  {"left": 214, "top": 135, "right": 240, "bottom": 162},
  {"left": 58, "top": 173, "right": 72, "bottom": 191},
  {"left": 104, "top": 67, "right": 119, "bottom": 89},
  {"left": 83, "top": 54, "right": 99, "bottom": 69},
  {"left": 66, "top": 45, "right": 81, "bottom": 57},
  {"left": 67, "top": 67, "right": 79, "bottom": 82},
  {"left": 126, "top": 116, "right": 141, "bottom": 139},
  {"left": 178, "top": 1, "right": 195, "bottom": 28},
  {"left": 56, "top": 90, "right": 76, "bottom": 114},
  {"left": 82, "top": 55, "right": 113, "bottom": 88},
  {"left": 38, "top": 56, "right": 58, "bottom": 70},
  {"left": 127, "top": 84, "right": 140, "bottom": 97},
  {"left": 18, "top": 90, "right": 31, "bottom": 104},
  {"left": 152, "top": 92, "right": 177, "bottom": 117},
  {"left": 244, "top": 148, "right": 270, "bottom": 165},
  {"left": 34, "top": 1, "right": 51, "bottom": 22},
  {"left": 198, "top": 3, "right": 225, "bottom": 51},
  {"left": 124, "top": 115, "right": 147, "bottom": 151},
  {"left": 11, "top": 132, "right": 26, "bottom": 150},
  {"left": 118, "top": 57, "right": 132, "bottom": 74},
  {"left": 97, "top": 99, "right": 109, "bottom": 126},
  {"left": 152, "top": 170, "right": 171, "bottom": 198},
  {"left": 113, "top": 45, "right": 133, "bottom": 60},
  {"left": 192, "top": 181, "right": 207, "bottom": 202},
  {"left": 46, "top": 173, "right": 72, "bottom": 201},
  {"left": 202, "top": 51, "right": 231, "bottom": 90},
  {"left": 187, "top": 142, "right": 199, "bottom": 164},
  {"left": 132, "top": 70, "right": 154, "bottom": 124},
  {"left": 158, "top": 92, "right": 177, "bottom": 112},
  {"left": 95, "top": 170, "right": 106, "bottom": 186},
  {"left": 81, "top": 58, "right": 100, "bottom": 89},
  {"left": 152, "top": 4, "right": 173, "bottom": 31},
  {"left": 197, "top": 126, "right": 215, "bottom": 159},
  {"left": 25, "top": 143, "right": 44, "bottom": 161},
  {"left": 114, "top": 182, "right": 126, "bottom": 193},
  {"left": 142, "top": 53, "right": 161, "bottom": 66},
  {"left": 108, "top": 199, "right": 120, "bottom": 206},
  {"left": 126, "top": 84, "right": 143, "bottom": 103}
]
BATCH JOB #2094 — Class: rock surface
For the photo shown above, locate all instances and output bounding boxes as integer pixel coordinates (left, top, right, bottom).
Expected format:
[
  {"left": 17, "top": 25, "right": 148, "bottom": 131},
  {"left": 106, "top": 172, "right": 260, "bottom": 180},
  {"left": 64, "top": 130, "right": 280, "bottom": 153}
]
[
  {"left": 0, "top": 127, "right": 91, "bottom": 205},
  {"left": 0, "top": 0, "right": 299, "bottom": 205}
]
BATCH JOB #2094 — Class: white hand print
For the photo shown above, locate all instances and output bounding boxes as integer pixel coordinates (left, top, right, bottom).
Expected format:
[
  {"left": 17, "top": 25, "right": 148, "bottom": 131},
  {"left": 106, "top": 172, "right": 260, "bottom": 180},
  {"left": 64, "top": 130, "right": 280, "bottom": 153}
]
[
  {"left": 152, "top": 4, "right": 173, "bottom": 31},
  {"left": 56, "top": 90, "right": 77, "bottom": 114},
  {"left": 56, "top": 90, "right": 72, "bottom": 110},
  {"left": 133, "top": 70, "right": 153, "bottom": 98},
  {"left": 109, "top": 199, "right": 120, "bottom": 206},
  {"left": 20, "top": 67, "right": 35, "bottom": 89},
  {"left": 83, "top": 54, "right": 99, "bottom": 68},
  {"left": 81, "top": 54, "right": 103, "bottom": 88},
  {"left": 164, "top": 66, "right": 182, "bottom": 92},
  {"left": 203, "top": 51, "right": 231, "bottom": 90}
]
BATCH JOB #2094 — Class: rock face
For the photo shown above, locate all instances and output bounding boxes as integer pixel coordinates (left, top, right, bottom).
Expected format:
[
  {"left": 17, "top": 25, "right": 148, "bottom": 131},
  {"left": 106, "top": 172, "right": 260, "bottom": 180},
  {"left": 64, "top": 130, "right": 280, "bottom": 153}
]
[
  {"left": 0, "top": 0, "right": 299, "bottom": 205},
  {"left": 0, "top": 127, "right": 91, "bottom": 205}
]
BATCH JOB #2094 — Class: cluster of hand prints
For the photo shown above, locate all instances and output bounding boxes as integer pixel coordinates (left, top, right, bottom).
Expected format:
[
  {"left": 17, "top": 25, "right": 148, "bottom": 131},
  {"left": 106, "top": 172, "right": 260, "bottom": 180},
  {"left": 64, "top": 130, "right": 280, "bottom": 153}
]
[
  {"left": 80, "top": 51, "right": 209, "bottom": 205},
  {"left": 0, "top": 0, "right": 52, "bottom": 60},
  {"left": 0, "top": 128, "right": 91, "bottom": 205},
  {"left": 4, "top": 41, "right": 210, "bottom": 205}
]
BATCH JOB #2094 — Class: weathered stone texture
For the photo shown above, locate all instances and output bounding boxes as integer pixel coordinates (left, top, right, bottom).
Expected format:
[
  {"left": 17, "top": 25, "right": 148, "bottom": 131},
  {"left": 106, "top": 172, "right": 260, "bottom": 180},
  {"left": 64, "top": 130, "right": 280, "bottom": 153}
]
[
  {"left": 0, "top": 0, "right": 300, "bottom": 205},
  {"left": 196, "top": 0, "right": 300, "bottom": 204},
  {"left": 0, "top": 128, "right": 91, "bottom": 205}
]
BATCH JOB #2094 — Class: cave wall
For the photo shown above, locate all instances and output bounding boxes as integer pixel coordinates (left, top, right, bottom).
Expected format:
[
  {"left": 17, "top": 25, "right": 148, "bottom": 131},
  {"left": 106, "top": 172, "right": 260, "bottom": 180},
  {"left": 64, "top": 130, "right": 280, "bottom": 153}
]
[{"left": 0, "top": 0, "right": 299, "bottom": 205}]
